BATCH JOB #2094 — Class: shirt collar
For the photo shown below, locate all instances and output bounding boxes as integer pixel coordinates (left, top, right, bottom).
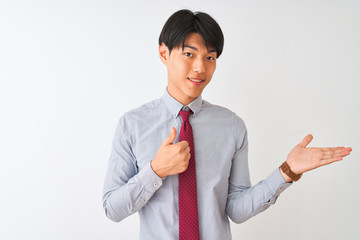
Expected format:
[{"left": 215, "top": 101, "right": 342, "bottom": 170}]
[{"left": 162, "top": 87, "right": 203, "bottom": 119}]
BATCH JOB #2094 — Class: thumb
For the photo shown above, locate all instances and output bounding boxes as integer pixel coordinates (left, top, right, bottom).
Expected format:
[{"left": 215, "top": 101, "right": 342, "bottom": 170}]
[
  {"left": 298, "top": 134, "right": 313, "bottom": 148},
  {"left": 163, "top": 127, "right": 177, "bottom": 145}
]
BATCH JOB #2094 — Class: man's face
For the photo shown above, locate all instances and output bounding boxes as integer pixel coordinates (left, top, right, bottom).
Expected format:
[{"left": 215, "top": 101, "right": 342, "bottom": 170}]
[{"left": 159, "top": 33, "right": 217, "bottom": 105}]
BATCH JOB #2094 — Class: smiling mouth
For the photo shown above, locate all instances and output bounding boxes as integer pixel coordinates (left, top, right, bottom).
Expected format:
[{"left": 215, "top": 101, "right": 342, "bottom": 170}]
[{"left": 187, "top": 78, "right": 205, "bottom": 83}]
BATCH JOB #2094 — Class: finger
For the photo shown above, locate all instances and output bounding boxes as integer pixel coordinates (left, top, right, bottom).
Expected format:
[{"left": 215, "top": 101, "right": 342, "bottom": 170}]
[
  {"left": 178, "top": 140, "right": 189, "bottom": 150},
  {"left": 345, "top": 147, "right": 353, "bottom": 152},
  {"left": 322, "top": 152, "right": 347, "bottom": 159},
  {"left": 319, "top": 147, "right": 352, "bottom": 152},
  {"left": 163, "top": 127, "right": 176, "bottom": 145},
  {"left": 321, "top": 156, "right": 343, "bottom": 166},
  {"left": 322, "top": 149, "right": 352, "bottom": 160},
  {"left": 298, "top": 134, "right": 313, "bottom": 148},
  {"left": 323, "top": 148, "right": 352, "bottom": 156},
  {"left": 319, "top": 147, "right": 345, "bottom": 151},
  {"left": 341, "top": 151, "right": 352, "bottom": 157},
  {"left": 321, "top": 149, "right": 347, "bottom": 155}
]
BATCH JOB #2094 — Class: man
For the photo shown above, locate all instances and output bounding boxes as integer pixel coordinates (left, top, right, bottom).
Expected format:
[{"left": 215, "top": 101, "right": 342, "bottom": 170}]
[{"left": 102, "top": 9, "right": 352, "bottom": 240}]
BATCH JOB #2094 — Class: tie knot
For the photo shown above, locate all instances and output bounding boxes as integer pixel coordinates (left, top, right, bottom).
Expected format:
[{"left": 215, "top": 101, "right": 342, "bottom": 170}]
[{"left": 179, "top": 109, "right": 193, "bottom": 122}]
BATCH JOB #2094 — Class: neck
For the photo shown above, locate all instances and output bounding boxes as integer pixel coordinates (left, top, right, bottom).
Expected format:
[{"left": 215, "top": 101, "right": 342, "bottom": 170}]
[{"left": 166, "top": 86, "right": 195, "bottom": 106}]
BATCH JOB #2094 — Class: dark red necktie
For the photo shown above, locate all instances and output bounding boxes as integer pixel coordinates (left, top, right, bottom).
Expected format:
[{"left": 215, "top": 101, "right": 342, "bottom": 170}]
[{"left": 179, "top": 109, "right": 200, "bottom": 240}]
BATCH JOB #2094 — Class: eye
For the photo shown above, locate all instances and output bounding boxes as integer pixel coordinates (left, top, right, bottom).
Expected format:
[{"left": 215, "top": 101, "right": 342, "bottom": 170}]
[
  {"left": 184, "top": 52, "right": 194, "bottom": 57},
  {"left": 207, "top": 56, "right": 216, "bottom": 61}
]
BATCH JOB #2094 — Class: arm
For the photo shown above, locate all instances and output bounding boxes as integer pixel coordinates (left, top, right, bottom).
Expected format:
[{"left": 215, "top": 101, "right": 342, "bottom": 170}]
[
  {"left": 102, "top": 115, "right": 163, "bottom": 222},
  {"left": 225, "top": 117, "right": 292, "bottom": 224},
  {"left": 225, "top": 116, "right": 353, "bottom": 223},
  {"left": 103, "top": 117, "right": 191, "bottom": 222}
]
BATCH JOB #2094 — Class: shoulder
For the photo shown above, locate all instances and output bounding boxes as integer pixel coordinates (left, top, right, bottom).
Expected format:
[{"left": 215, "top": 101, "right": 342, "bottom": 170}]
[
  {"left": 201, "top": 99, "right": 246, "bottom": 128},
  {"left": 114, "top": 97, "right": 164, "bottom": 139},
  {"left": 201, "top": 99, "right": 248, "bottom": 150},
  {"left": 120, "top": 97, "right": 165, "bottom": 122}
]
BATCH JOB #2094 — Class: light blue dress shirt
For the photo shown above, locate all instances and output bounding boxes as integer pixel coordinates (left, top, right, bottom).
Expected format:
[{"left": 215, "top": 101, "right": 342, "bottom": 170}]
[{"left": 103, "top": 88, "right": 292, "bottom": 240}]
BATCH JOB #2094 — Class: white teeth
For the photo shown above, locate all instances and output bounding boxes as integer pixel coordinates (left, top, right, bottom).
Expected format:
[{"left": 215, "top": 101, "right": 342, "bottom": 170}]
[{"left": 189, "top": 78, "right": 203, "bottom": 83}]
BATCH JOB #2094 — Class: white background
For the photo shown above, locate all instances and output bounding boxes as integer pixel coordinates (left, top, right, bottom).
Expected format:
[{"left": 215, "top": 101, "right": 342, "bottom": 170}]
[{"left": 0, "top": 0, "right": 359, "bottom": 239}]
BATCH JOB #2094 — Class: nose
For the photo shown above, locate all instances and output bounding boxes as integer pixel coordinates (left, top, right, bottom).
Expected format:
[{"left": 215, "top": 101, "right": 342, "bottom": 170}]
[{"left": 192, "top": 57, "right": 205, "bottom": 74}]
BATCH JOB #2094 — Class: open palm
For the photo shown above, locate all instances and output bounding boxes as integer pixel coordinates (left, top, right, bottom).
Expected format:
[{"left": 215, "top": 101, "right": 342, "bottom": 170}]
[{"left": 286, "top": 134, "right": 352, "bottom": 174}]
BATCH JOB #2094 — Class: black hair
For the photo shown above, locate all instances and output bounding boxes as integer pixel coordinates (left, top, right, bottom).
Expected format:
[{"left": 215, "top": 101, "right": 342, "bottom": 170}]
[{"left": 158, "top": 9, "right": 224, "bottom": 58}]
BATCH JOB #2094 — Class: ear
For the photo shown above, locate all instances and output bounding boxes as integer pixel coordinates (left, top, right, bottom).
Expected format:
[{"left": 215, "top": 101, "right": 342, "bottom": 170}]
[{"left": 159, "top": 42, "right": 169, "bottom": 64}]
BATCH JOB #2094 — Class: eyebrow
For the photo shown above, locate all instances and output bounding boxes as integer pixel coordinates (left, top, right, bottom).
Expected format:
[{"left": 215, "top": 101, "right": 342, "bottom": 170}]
[{"left": 183, "top": 44, "right": 217, "bottom": 53}]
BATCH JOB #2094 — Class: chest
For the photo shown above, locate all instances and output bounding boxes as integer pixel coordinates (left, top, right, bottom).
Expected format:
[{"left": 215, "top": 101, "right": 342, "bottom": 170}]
[{"left": 132, "top": 115, "right": 236, "bottom": 181}]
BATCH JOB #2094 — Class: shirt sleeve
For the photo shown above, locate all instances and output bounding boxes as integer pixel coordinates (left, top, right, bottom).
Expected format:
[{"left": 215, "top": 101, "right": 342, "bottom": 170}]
[
  {"left": 225, "top": 115, "right": 292, "bottom": 224},
  {"left": 102, "top": 114, "right": 163, "bottom": 222}
]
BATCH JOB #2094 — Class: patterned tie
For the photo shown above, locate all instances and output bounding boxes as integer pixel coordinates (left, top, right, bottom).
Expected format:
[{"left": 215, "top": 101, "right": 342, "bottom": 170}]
[{"left": 179, "top": 108, "right": 200, "bottom": 240}]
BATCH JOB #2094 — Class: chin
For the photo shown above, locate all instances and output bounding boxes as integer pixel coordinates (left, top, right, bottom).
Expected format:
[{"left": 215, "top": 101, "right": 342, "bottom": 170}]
[{"left": 186, "top": 90, "right": 202, "bottom": 99}]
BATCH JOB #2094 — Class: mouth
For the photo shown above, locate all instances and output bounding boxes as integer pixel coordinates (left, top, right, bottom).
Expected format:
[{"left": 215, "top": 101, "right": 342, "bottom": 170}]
[{"left": 187, "top": 78, "right": 205, "bottom": 86}]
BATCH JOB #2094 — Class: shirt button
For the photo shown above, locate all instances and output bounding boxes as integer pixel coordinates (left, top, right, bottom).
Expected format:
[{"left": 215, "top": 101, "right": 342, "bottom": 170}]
[
  {"left": 278, "top": 187, "right": 283, "bottom": 191},
  {"left": 143, "top": 199, "right": 146, "bottom": 203},
  {"left": 153, "top": 182, "right": 158, "bottom": 187}
]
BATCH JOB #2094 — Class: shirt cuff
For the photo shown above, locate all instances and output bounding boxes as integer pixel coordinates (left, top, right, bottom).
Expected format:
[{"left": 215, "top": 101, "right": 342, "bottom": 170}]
[
  {"left": 264, "top": 168, "right": 293, "bottom": 205},
  {"left": 136, "top": 162, "right": 163, "bottom": 194}
]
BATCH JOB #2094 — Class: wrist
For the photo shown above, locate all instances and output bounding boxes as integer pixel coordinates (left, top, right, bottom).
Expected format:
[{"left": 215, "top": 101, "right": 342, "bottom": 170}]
[
  {"left": 280, "top": 161, "right": 302, "bottom": 182},
  {"left": 150, "top": 159, "right": 166, "bottom": 178},
  {"left": 279, "top": 167, "right": 293, "bottom": 183}
]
